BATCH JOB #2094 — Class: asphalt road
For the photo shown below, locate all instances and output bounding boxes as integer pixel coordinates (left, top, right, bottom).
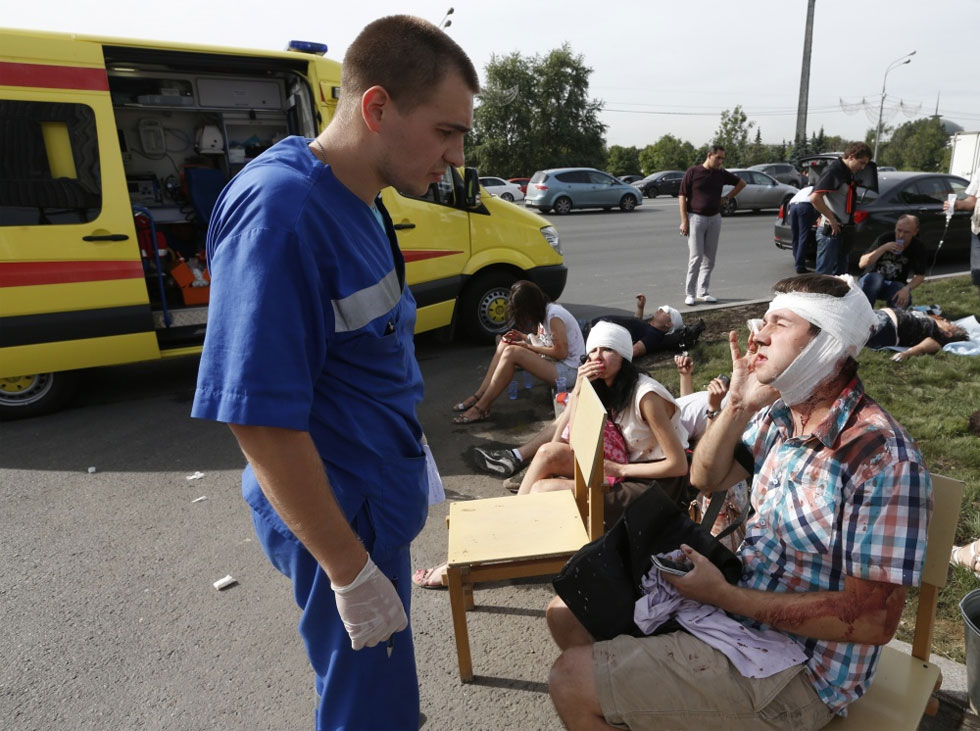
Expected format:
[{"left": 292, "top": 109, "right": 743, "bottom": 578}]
[
  {"left": 1, "top": 205, "right": 972, "bottom": 730},
  {"left": 542, "top": 198, "right": 794, "bottom": 312},
  {"left": 533, "top": 197, "right": 970, "bottom": 322}
]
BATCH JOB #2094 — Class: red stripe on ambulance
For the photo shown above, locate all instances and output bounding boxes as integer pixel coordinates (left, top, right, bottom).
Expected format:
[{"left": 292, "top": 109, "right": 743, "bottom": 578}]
[
  {"left": 0, "top": 261, "right": 143, "bottom": 287},
  {"left": 402, "top": 250, "right": 462, "bottom": 262},
  {"left": 0, "top": 61, "right": 109, "bottom": 91}
]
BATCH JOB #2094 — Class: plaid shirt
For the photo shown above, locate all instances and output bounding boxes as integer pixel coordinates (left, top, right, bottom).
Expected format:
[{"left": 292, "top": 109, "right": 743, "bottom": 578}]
[{"left": 736, "top": 377, "right": 932, "bottom": 714}]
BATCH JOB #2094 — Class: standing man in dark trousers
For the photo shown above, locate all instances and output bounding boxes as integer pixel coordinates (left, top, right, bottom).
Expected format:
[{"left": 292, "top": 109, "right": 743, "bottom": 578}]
[
  {"left": 679, "top": 145, "right": 745, "bottom": 305},
  {"left": 787, "top": 185, "right": 817, "bottom": 273},
  {"left": 809, "top": 142, "right": 872, "bottom": 275},
  {"left": 191, "top": 16, "right": 478, "bottom": 730}
]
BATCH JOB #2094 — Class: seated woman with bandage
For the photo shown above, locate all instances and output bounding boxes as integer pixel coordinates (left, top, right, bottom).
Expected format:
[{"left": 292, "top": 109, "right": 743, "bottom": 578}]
[{"left": 517, "top": 321, "right": 690, "bottom": 527}]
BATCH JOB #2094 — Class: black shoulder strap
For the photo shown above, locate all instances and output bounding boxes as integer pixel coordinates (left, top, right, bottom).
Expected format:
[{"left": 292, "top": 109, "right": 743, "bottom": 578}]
[{"left": 701, "top": 490, "right": 750, "bottom": 542}]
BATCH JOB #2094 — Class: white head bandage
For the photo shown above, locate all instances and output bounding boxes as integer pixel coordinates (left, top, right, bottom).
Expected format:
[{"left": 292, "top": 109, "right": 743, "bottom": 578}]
[
  {"left": 765, "top": 275, "right": 876, "bottom": 404},
  {"left": 586, "top": 321, "right": 633, "bottom": 362},
  {"left": 657, "top": 305, "right": 684, "bottom": 333}
]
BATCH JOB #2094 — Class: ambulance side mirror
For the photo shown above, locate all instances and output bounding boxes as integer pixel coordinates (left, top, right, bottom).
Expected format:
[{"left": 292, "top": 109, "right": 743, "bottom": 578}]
[{"left": 462, "top": 167, "right": 481, "bottom": 209}]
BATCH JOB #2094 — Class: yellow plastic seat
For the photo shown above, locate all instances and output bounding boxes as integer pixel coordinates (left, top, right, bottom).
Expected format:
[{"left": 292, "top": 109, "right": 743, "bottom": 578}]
[
  {"left": 445, "top": 377, "right": 608, "bottom": 682},
  {"left": 827, "top": 473, "right": 964, "bottom": 729}
]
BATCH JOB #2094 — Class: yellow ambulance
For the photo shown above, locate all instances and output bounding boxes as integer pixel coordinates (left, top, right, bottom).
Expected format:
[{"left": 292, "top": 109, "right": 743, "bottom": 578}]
[{"left": 0, "top": 29, "right": 566, "bottom": 418}]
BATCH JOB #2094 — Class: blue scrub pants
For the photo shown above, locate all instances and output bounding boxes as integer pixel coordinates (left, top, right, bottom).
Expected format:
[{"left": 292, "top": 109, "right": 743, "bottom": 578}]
[
  {"left": 788, "top": 202, "right": 818, "bottom": 273},
  {"left": 251, "top": 502, "right": 419, "bottom": 731}
]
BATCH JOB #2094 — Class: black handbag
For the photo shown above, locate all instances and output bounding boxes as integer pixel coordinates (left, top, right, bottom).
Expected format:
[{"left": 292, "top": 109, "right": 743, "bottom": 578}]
[{"left": 552, "top": 483, "right": 743, "bottom": 642}]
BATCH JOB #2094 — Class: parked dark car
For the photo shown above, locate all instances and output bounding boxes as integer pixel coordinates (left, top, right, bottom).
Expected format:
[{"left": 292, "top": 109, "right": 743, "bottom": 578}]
[
  {"left": 619, "top": 174, "right": 644, "bottom": 184},
  {"left": 774, "top": 169, "right": 973, "bottom": 271},
  {"left": 749, "top": 162, "right": 803, "bottom": 188},
  {"left": 634, "top": 170, "right": 684, "bottom": 198}
]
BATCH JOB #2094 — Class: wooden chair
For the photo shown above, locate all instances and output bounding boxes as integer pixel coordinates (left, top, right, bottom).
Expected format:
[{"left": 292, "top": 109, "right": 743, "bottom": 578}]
[
  {"left": 445, "top": 377, "right": 608, "bottom": 682},
  {"left": 827, "top": 473, "right": 965, "bottom": 729}
]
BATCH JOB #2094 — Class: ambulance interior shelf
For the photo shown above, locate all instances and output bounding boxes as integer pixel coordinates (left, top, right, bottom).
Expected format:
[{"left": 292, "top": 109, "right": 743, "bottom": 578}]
[{"left": 134, "top": 206, "right": 211, "bottom": 322}]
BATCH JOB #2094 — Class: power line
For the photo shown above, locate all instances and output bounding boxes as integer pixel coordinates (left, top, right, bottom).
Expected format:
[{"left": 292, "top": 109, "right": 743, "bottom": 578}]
[{"left": 602, "top": 106, "right": 845, "bottom": 118}]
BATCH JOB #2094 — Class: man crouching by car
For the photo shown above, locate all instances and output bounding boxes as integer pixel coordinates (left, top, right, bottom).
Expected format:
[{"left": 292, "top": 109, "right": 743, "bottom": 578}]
[{"left": 545, "top": 273, "right": 931, "bottom": 731}]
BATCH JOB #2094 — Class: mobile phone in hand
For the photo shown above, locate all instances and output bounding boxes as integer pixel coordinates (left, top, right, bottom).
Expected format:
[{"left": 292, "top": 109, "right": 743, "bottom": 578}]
[{"left": 652, "top": 555, "right": 692, "bottom": 576}]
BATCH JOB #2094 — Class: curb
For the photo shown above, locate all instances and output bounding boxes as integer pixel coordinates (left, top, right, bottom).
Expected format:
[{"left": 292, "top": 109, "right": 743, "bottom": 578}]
[{"left": 680, "top": 269, "right": 971, "bottom": 316}]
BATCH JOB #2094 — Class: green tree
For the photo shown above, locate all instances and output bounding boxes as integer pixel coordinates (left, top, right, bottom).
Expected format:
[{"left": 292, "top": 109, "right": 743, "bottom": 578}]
[
  {"left": 742, "top": 128, "right": 769, "bottom": 166},
  {"left": 639, "top": 134, "right": 697, "bottom": 173},
  {"left": 788, "top": 136, "right": 811, "bottom": 163},
  {"left": 713, "top": 105, "right": 755, "bottom": 166},
  {"left": 606, "top": 145, "right": 641, "bottom": 177},
  {"left": 814, "top": 127, "right": 827, "bottom": 153},
  {"left": 822, "top": 134, "right": 849, "bottom": 154},
  {"left": 466, "top": 45, "right": 607, "bottom": 176},
  {"left": 865, "top": 125, "right": 893, "bottom": 154},
  {"left": 878, "top": 117, "right": 950, "bottom": 172}
]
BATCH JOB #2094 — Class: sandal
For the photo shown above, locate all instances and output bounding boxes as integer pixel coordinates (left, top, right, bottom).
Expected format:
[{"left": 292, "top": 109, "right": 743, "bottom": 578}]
[
  {"left": 412, "top": 564, "right": 448, "bottom": 589},
  {"left": 452, "top": 405, "right": 490, "bottom": 425},
  {"left": 950, "top": 542, "right": 980, "bottom": 579},
  {"left": 452, "top": 394, "right": 482, "bottom": 412}
]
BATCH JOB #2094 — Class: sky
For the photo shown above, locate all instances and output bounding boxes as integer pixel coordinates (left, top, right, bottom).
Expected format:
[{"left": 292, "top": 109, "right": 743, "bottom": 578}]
[{"left": 5, "top": 0, "right": 980, "bottom": 151}]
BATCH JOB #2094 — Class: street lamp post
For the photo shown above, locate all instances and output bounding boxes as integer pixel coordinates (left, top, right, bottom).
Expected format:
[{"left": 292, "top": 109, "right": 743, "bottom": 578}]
[
  {"left": 439, "top": 7, "right": 454, "bottom": 28},
  {"left": 873, "top": 51, "right": 915, "bottom": 160}
]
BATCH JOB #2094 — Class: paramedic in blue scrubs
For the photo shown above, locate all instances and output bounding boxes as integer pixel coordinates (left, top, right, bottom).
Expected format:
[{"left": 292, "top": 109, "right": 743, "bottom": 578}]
[{"left": 191, "top": 16, "right": 478, "bottom": 730}]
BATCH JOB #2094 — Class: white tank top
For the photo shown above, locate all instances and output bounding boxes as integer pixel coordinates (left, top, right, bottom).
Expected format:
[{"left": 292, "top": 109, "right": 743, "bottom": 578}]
[
  {"left": 540, "top": 303, "right": 586, "bottom": 369},
  {"left": 614, "top": 374, "right": 686, "bottom": 462}
]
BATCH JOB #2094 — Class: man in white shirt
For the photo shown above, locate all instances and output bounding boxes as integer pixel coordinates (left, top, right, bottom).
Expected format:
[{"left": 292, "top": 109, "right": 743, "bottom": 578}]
[
  {"left": 787, "top": 185, "right": 817, "bottom": 274},
  {"left": 944, "top": 170, "right": 980, "bottom": 299}
]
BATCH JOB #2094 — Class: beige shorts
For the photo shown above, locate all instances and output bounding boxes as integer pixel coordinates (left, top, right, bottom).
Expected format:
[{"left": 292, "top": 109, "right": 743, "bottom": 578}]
[{"left": 593, "top": 631, "right": 834, "bottom": 731}]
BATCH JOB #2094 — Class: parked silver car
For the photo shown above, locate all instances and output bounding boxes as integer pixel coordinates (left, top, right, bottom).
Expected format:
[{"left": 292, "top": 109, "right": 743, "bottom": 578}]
[
  {"left": 748, "top": 162, "right": 803, "bottom": 188},
  {"left": 525, "top": 167, "right": 643, "bottom": 214},
  {"left": 721, "top": 169, "right": 798, "bottom": 216}
]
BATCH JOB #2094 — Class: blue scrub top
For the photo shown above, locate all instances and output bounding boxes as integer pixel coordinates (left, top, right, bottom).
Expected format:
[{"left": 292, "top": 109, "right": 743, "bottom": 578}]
[{"left": 192, "top": 136, "right": 428, "bottom": 557}]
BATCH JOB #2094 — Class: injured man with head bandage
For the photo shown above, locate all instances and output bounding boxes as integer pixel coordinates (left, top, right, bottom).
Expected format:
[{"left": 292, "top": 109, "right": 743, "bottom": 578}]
[{"left": 546, "top": 274, "right": 934, "bottom": 731}]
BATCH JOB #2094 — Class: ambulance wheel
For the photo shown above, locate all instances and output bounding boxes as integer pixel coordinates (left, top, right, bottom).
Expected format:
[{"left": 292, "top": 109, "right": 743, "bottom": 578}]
[
  {"left": 0, "top": 371, "right": 79, "bottom": 420},
  {"left": 460, "top": 271, "right": 516, "bottom": 343}
]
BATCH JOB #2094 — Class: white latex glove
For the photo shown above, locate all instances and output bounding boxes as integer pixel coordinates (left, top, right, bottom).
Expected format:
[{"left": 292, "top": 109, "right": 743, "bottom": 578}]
[{"left": 331, "top": 556, "right": 407, "bottom": 650}]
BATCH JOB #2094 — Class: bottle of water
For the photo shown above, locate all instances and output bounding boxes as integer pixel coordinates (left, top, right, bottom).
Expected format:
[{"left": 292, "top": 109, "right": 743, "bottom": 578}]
[
  {"left": 555, "top": 375, "right": 567, "bottom": 394},
  {"left": 508, "top": 379, "right": 519, "bottom": 400},
  {"left": 522, "top": 370, "right": 534, "bottom": 389}
]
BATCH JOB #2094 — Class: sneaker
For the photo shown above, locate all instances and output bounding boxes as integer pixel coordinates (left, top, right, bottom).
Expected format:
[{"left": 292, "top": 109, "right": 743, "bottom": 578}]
[
  {"left": 684, "top": 295, "right": 695, "bottom": 306},
  {"left": 473, "top": 447, "right": 522, "bottom": 477},
  {"left": 697, "top": 294, "right": 718, "bottom": 303},
  {"left": 684, "top": 318, "right": 706, "bottom": 346}
]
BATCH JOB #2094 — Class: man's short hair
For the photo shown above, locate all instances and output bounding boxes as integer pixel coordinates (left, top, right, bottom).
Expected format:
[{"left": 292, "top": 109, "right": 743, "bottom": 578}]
[
  {"left": 772, "top": 273, "right": 859, "bottom": 379},
  {"left": 843, "top": 141, "right": 873, "bottom": 160},
  {"left": 897, "top": 213, "right": 920, "bottom": 231},
  {"left": 708, "top": 144, "right": 725, "bottom": 156},
  {"left": 341, "top": 15, "right": 479, "bottom": 113},
  {"left": 773, "top": 273, "right": 849, "bottom": 298}
]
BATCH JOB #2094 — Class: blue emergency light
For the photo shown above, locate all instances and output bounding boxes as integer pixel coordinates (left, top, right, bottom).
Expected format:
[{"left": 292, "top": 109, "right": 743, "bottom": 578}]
[{"left": 286, "top": 40, "right": 328, "bottom": 55}]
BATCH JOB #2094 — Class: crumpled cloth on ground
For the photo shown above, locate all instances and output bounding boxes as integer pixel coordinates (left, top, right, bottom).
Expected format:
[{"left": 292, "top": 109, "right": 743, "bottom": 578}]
[
  {"left": 634, "top": 556, "right": 808, "bottom": 679},
  {"left": 944, "top": 316, "right": 980, "bottom": 356},
  {"left": 422, "top": 442, "right": 445, "bottom": 505}
]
